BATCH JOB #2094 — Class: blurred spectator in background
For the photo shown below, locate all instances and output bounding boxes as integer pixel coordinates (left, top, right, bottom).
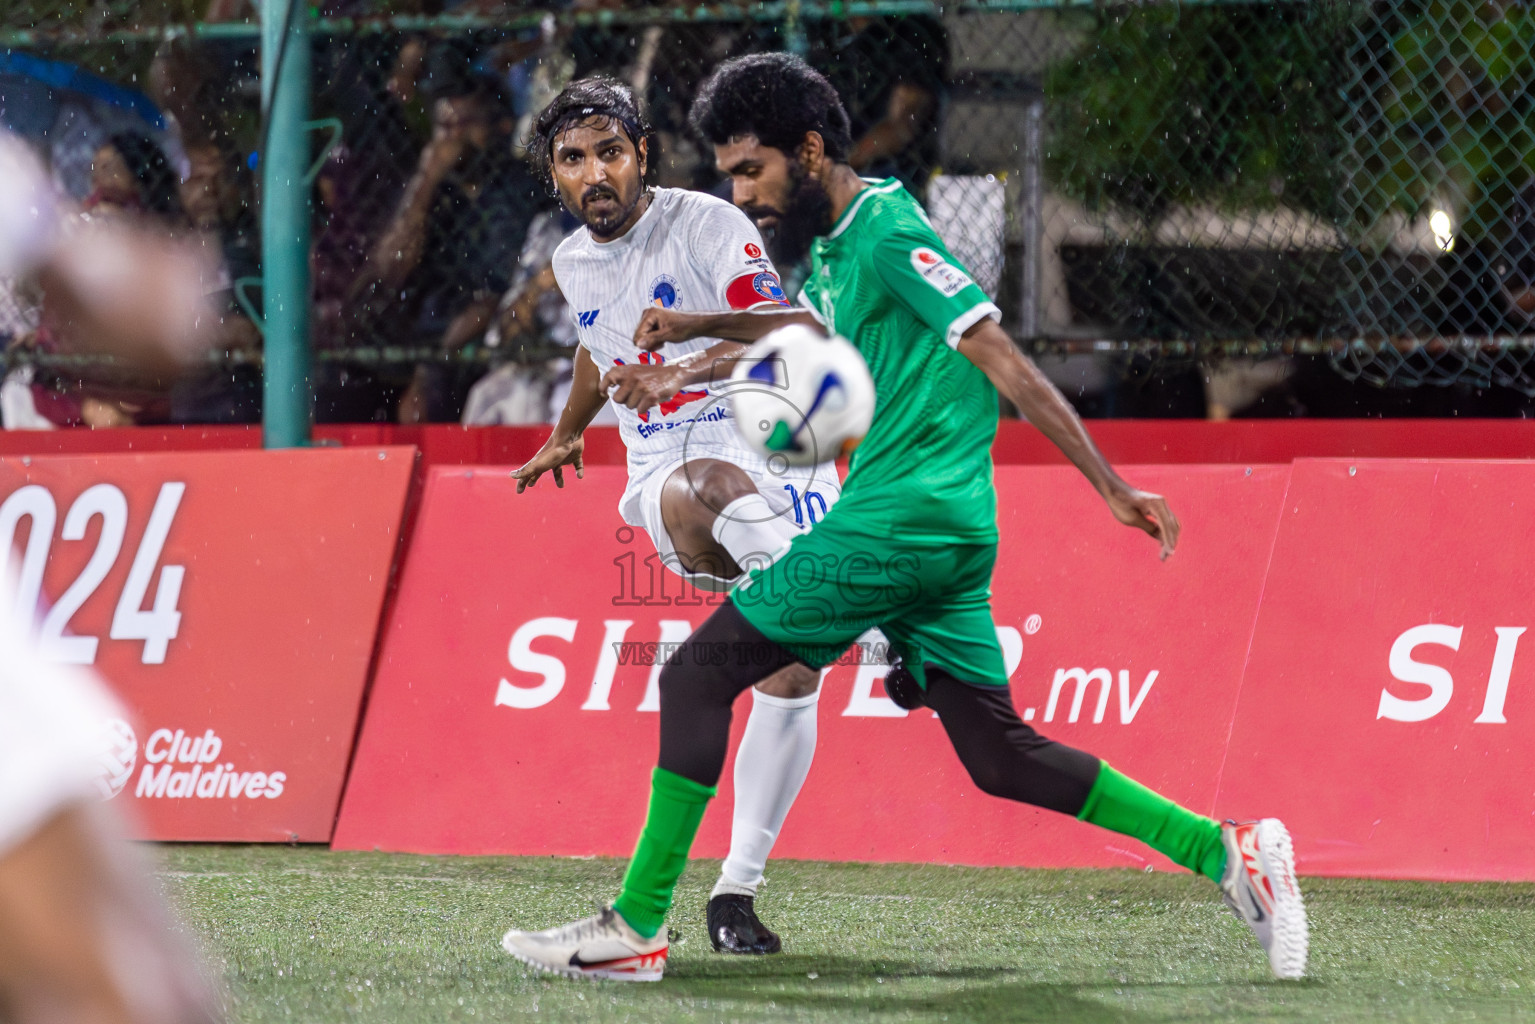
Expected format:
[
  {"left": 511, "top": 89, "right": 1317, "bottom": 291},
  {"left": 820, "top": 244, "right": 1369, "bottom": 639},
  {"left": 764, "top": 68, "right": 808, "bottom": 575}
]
[
  {"left": 313, "top": 21, "right": 415, "bottom": 242},
  {"left": 459, "top": 206, "right": 622, "bottom": 427},
  {"left": 0, "top": 50, "right": 186, "bottom": 203},
  {"left": 81, "top": 131, "right": 183, "bottom": 222},
  {"left": 168, "top": 141, "right": 263, "bottom": 424},
  {"left": 344, "top": 48, "right": 543, "bottom": 423},
  {"left": 812, "top": 15, "right": 948, "bottom": 198},
  {"left": 312, "top": 144, "right": 396, "bottom": 421},
  {"left": 148, "top": 37, "right": 235, "bottom": 154},
  {"left": 16, "top": 132, "right": 191, "bottom": 428}
]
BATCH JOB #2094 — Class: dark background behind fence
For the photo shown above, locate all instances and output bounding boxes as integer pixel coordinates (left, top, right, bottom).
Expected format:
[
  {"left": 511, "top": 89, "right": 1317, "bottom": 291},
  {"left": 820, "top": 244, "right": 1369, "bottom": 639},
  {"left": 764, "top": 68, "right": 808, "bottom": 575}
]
[{"left": 2, "top": 0, "right": 1534, "bottom": 427}]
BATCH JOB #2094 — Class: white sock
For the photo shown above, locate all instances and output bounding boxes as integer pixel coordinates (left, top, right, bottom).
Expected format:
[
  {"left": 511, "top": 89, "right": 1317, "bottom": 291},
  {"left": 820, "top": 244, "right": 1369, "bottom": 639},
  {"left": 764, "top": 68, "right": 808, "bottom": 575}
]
[
  {"left": 713, "top": 687, "right": 820, "bottom": 898},
  {"left": 711, "top": 493, "right": 795, "bottom": 574}
]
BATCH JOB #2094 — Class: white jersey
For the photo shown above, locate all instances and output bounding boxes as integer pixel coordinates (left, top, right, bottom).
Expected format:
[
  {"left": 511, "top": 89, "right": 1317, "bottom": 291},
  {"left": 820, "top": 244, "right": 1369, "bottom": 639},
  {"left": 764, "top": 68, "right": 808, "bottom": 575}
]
[{"left": 553, "top": 188, "right": 802, "bottom": 519}]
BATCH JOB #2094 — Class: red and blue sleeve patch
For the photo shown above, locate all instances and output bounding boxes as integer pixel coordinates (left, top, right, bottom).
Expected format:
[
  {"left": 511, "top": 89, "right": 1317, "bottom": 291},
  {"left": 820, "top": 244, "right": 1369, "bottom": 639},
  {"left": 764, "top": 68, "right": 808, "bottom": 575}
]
[{"left": 725, "top": 271, "right": 791, "bottom": 309}]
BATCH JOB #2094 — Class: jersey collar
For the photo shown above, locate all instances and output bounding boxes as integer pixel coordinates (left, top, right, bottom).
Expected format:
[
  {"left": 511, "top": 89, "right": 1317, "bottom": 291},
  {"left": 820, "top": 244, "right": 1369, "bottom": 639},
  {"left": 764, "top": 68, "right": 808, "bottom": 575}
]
[{"left": 825, "top": 177, "right": 901, "bottom": 241}]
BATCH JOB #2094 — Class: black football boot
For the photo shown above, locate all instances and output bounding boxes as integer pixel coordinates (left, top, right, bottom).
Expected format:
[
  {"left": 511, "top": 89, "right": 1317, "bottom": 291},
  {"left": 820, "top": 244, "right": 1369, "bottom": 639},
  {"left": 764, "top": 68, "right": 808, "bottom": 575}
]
[{"left": 706, "top": 893, "right": 783, "bottom": 954}]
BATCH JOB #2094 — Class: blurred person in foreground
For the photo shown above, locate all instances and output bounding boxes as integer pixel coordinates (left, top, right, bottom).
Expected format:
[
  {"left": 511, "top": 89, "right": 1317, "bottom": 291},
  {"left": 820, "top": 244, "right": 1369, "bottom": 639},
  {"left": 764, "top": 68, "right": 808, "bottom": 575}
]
[
  {"left": 345, "top": 48, "right": 543, "bottom": 423},
  {"left": 0, "top": 132, "right": 220, "bottom": 1022}
]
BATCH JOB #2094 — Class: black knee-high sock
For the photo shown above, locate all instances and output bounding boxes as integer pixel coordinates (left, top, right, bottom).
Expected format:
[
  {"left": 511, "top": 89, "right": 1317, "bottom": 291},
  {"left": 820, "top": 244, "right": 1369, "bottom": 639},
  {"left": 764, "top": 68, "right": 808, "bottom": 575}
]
[
  {"left": 924, "top": 667, "right": 1102, "bottom": 814},
  {"left": 614, "top": 601, "right": 805, "bottom": 936},
  {"left": 925, "top": 667, "right": 1224, "bottom": 880},
  {"left": 656, "top": 600, "right": 804, "bottom": 786}
]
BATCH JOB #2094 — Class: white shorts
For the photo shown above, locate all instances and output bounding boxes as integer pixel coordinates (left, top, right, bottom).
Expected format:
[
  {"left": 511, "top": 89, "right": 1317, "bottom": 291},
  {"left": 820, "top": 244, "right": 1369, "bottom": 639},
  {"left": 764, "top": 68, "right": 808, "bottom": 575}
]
[{"left": 626, "top": 445, "right": 842, "bottom": 592}]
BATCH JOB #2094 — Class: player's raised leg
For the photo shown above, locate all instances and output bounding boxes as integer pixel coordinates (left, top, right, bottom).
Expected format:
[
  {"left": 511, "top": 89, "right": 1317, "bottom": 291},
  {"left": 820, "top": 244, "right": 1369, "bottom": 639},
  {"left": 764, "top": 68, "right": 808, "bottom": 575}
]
[
  {"left": 656, "top": 459, "right": 821, "bottom": 954},
  {"left": 919, "top": 668, "right": 1306, "bottom": 978}
]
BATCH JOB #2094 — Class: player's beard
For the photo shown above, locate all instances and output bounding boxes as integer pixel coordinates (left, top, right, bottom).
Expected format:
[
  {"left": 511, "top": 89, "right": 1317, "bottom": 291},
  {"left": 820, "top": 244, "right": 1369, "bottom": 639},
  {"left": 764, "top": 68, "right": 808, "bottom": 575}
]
[
  {"left": 755, "top": 161, "right": 832, "bottom": 266},
  {"left": 579, "top": 180, "right": 647, "bottom": 240}
]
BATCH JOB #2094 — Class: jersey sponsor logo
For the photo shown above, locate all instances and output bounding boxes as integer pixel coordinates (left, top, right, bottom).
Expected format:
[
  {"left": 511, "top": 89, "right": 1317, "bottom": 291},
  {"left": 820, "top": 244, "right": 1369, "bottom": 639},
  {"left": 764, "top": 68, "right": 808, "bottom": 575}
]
[
  {"left": 577, "top": 309, "right": 601, "bottom": 328},
  {"left": 909, "top": 247, "right": 975, "bottom": 298},
  {"left": 744, "top": 242, "right": 762, "bottom": 259},
  {"left": 725, "top": 271, "right": 790, "bottom": 309},
  {"left": 649, "top": 274, "right": 680, "bottom": 309},
  {"left": 633, "top": 402, "right": 729, "bottom": 438},
  {"left": 611, "top": 353, "right": 709, "bottom": 423}
]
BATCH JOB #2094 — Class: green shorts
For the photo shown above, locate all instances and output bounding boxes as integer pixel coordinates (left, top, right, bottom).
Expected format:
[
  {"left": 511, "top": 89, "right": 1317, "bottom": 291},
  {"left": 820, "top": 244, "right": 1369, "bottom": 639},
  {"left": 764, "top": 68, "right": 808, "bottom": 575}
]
[{"left": 729, "top": 511, "right": 1006, "bottom": 689}]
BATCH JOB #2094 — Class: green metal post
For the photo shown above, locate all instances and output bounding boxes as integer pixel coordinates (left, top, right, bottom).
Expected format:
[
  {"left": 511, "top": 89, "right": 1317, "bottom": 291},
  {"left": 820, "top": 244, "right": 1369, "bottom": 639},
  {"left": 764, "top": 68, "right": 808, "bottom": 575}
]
[{"left": 260, "top": 0, "right": 312, "bottom": 448}]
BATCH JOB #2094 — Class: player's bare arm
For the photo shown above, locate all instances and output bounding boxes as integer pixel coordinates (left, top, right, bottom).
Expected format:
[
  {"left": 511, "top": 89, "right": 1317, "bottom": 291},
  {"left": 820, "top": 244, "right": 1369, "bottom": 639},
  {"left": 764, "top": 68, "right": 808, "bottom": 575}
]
[
  {"left": 0, "top": 805, "right": 220, "bottom": 1024},
  {"left": 957, "top": 318, "right": 1180, "bottom": 559},
  {"left": 600, "top": 340, "right": 757, "bottom": 413},
  {"left": 633, "top": 306, "right": 822, "bottom": 350},
  {"left": 513, "top": 343, "right": 605, "bottom": 492}
]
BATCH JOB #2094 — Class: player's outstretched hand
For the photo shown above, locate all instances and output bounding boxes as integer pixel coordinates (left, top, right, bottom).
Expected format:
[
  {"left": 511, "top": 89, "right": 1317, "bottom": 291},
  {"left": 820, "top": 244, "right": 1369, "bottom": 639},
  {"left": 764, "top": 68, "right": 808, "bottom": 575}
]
[
  {"left": 601, "top": 362, "right": 686, "bottom": 415},
  {"left": 633, "top": 307, "right": 703, "bottom": 351},
  {"left": 1105, "top": 484, "right": 1180, "bottom": 560},
  {"left": 514, "top": 434, "right": 584, "bottom": 492}
]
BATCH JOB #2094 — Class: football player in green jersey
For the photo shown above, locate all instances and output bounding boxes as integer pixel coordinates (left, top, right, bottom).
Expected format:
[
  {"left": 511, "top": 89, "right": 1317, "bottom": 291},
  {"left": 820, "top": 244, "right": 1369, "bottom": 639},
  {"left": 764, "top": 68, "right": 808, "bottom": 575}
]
[{"left": 501, "top": 53, "right": 1308, "bottom": 983}]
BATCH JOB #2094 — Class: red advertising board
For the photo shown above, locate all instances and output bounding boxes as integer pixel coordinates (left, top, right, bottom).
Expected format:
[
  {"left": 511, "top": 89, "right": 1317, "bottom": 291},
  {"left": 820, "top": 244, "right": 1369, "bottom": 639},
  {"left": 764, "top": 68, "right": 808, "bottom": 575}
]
[
  {"left": 1215, "top": 459, "right": 1535, "bottom": 881},
  {"left": 0, "top": 448, "right": 413, "bottom": 841},
  {"left": 335, "top": 463, "right": 1288, "bottom": 869}
]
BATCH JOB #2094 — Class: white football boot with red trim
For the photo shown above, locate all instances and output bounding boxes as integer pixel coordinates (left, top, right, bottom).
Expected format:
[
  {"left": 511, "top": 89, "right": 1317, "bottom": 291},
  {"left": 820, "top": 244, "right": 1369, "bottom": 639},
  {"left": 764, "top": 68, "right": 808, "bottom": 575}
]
[
  {"left": 1220, "top": 818, "right": 1308, "bottom": 979},
  {"left": 501, "top": 908, "right": 668, "bottom": 981}
]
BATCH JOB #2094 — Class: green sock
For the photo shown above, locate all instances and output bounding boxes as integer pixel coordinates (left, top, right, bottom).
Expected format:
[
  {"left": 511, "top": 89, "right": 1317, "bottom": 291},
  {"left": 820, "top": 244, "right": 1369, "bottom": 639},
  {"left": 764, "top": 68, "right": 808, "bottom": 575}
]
[
  {"left": 1077, "top": 763, "right": 1226, "bottom": 882},
  {"left": 611, "top": 767, "right": 717, "bottom": 938}
]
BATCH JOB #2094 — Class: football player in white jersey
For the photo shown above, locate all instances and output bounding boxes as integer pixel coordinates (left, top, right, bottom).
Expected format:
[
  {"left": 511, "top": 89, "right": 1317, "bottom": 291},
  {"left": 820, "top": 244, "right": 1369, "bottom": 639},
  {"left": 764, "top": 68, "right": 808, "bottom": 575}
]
[
  {"left": 512, "top": 77, "right": 835, "bottom": 956},
  {"left": 0, "top": 132, "right": 218, "bottom": 1023}
]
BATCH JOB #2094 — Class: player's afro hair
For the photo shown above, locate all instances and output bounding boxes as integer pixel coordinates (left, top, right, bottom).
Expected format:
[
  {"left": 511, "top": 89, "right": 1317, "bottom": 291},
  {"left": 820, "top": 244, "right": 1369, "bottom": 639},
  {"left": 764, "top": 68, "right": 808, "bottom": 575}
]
[
  {"left": 689, "top": 53, "right": 851, "bottom": 162},
  {"left": 529, "top": 76, "right": 654, "bottom": 194}
]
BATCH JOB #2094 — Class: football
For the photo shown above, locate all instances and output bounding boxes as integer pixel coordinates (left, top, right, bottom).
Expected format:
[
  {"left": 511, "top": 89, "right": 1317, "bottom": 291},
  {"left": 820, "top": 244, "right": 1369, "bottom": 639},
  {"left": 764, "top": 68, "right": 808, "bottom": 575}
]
[{"left": 727, "top": 324, "right": 876, "bottom": 467}]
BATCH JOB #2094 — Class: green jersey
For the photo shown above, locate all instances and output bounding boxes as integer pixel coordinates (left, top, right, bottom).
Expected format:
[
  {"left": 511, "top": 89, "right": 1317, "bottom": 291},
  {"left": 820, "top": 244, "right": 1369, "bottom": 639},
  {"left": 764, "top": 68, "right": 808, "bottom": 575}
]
[{"left": 800, "top": 179, "right": 1002, "bottom": 543}]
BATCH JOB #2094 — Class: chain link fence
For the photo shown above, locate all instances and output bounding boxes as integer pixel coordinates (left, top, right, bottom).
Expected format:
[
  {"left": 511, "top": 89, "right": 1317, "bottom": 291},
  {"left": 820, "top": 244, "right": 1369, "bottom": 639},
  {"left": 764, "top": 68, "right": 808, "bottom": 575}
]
[{"left": 1, "top": 0, "right": 1534, "bottom": 425}]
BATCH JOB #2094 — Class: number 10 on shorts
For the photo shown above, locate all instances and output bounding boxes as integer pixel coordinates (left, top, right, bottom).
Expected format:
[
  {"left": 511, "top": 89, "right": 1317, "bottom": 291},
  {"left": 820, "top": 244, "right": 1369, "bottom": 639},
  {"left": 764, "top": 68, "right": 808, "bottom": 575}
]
[{"left": 783, "top": 484, "right": 828, "bottom": 527}]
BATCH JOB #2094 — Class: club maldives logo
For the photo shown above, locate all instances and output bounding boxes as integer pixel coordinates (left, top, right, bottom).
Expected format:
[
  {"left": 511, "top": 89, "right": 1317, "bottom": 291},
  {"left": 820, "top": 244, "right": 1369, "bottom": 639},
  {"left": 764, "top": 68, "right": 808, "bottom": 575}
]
[
  {"left": 744, "top": 242, "right": 762, "bottom": 259},
  {"left": 95, "top": 718, "right": 138, "bottom": 799},
  {"left": 131, "top": 727, "right": 286, "bottom": 800}
]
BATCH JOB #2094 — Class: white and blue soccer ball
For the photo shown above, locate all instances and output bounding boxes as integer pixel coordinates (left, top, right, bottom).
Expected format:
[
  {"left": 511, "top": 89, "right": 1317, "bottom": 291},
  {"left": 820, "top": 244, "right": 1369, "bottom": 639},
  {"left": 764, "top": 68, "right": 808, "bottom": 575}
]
[{"left": 728, "top": 324, "right": 875, "bottom": 467}]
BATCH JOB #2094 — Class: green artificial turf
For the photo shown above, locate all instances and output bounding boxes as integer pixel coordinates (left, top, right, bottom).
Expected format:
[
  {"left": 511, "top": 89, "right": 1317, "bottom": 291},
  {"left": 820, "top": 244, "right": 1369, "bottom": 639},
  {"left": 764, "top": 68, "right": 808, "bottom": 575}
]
[{"left": 158, "top": 845, "right": 1535, "bottom": 1023}]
